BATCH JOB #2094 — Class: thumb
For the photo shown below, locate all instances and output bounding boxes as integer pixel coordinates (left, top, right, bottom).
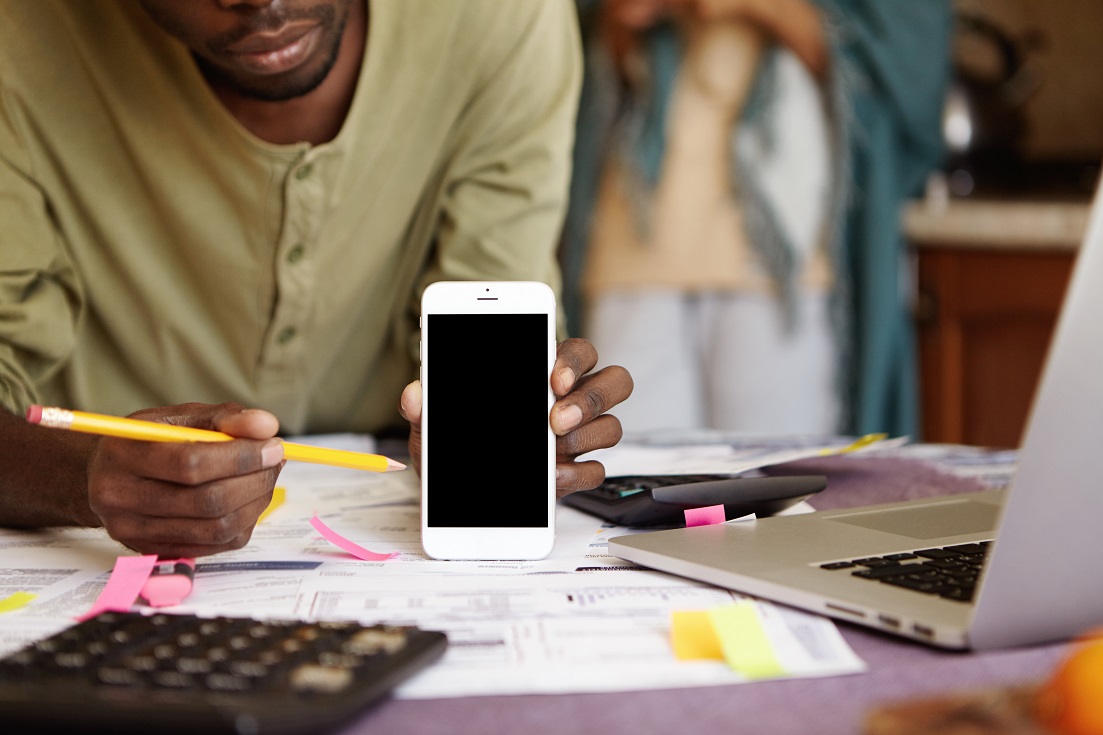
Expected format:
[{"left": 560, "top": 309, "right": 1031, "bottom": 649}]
[
  {"left": 399, "top": 381, "right": 423, "bottom": 476},
  {"left": 399, "top": 380, "right": 422, "bottom": 423}
]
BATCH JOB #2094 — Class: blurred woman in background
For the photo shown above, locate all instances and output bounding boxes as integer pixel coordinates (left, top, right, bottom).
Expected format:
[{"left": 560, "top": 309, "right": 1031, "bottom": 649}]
[{"left": 562, "top": 0, "right": 951, "bottom": 438}]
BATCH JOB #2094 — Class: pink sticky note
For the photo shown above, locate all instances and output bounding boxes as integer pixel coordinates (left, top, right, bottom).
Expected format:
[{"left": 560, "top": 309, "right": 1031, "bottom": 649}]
[
  {"left": 310, "top": 514, "right": 398, "bottom": 561},
  {"left": 685, "top": 504, "right": 727, "bottom": 527},
  {"left": 79, "top": 554, "right": 159, "bottom": 621}
]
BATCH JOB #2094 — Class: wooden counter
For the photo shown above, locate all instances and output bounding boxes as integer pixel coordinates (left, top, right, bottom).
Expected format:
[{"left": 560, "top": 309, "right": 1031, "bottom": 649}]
[{"left": 906, "top": 198, "right": 1090, "bottom": 448}]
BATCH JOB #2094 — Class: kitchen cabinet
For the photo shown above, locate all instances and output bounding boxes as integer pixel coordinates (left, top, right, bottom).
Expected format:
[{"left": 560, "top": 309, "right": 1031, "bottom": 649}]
[{"left": 905, "top": 198, "right": 1088, "bottom": 448}]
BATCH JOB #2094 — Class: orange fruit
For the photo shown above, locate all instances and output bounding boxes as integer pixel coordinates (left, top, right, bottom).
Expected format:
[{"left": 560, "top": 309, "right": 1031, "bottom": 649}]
[{"left": 1036, "top": 638, "right": 1103, "bottom": 735}]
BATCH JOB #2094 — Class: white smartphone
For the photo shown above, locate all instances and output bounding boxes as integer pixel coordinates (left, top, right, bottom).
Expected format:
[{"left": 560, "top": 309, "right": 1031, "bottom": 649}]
[{"left": 419, "top": 281, "right": 557, "bottom": 560}]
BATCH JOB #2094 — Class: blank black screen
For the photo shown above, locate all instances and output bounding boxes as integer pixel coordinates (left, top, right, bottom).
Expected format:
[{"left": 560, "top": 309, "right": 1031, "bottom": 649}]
[{"left": 427, "top": 313, "right": 549, "bottom": 527}]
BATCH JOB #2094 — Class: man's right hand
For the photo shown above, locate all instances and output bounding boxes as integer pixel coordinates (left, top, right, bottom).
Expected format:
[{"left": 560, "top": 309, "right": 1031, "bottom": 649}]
[{"left": 86, "top": 402, "right": 285, "bottom": 558}]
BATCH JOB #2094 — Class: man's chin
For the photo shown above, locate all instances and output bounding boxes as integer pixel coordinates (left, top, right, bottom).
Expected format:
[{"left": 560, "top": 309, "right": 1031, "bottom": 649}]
[{"left": 198, "top": 57, "right": 333, "bottom": 102}]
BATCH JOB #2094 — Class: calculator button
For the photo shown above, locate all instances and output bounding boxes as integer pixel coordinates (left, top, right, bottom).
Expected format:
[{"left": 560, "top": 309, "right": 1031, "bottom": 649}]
[
  {"left": 289, "top": 663, "right": 354, "bottom": 694},
  {"left": 97, "top": 667, "right": 141, "bottom": 686},
  {"left": 152, "top": 671, "right": 196, "bottom": 688},
  {"left": 205, "top": 672, "right": 254, "bottom": 692}
]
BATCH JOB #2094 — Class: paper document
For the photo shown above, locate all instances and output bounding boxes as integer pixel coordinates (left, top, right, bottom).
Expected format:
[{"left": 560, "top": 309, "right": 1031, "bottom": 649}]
[
  {"left": 589, "top": 433, "right": 908, "bottom": 477},
  {"left": 0, "top": 435, "right": 869, "bottom": 699}
]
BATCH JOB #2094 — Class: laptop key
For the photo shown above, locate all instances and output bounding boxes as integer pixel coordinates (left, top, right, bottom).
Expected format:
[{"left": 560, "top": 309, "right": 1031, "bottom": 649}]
[
  {"left": 914, "top": 548, "right": 962, "bottom": 559},
  {"left": 820, "top": 561, "right": 856, "bottom": 570},
  {"left": 938, "top": 586, "right": 975, "bottom": 602},
  {"left": 883, "top": 577, "right": 939, "bottom": 594},
  {"left": 907, "top": 570, "right": 942, "bottom": 581},
  {"left": 944, "top": 543, "right": 986, "bottom": 555},
  {"left": 853, "top": 566, "right": 915, "bottom": 580},
  {"left": 943, "top": 567, "right": 977, "bottom": 579},
  {"left": 922, "top": 559, "right": 967, "bottom": 569},
  {"left": 853, "top": 559, "right": 898, "bottom": 568}
]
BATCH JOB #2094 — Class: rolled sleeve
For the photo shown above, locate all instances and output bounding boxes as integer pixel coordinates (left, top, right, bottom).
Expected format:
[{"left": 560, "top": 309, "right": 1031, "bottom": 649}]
[{"left": 0, "top": 88, "right": 82, "bottom": 414}]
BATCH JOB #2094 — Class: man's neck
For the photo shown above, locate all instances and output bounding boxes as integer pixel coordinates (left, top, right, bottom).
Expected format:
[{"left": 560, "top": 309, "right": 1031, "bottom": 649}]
[{"left": 210, "top": 1, "right": 366, "bottom": 146}]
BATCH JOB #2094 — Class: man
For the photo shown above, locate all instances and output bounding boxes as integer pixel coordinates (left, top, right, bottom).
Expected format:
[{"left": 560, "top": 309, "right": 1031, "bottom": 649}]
[{"left": 0, "top": 0, "right": 632, "bottom": 558}]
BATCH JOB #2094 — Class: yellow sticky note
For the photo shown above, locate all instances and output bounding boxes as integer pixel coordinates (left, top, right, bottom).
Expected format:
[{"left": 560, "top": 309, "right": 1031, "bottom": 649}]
[
  {"left": 257, "top": 486, "right": 286, "bottom": 524},
  {"left": 671, "top": 610, "right": 724, "bottom": 660},
  {"left": 708, "top": 602, "right": 785, "bottom": 680},
  {"left": 0, "top": 591, "right": 36, "bottom": 614}
]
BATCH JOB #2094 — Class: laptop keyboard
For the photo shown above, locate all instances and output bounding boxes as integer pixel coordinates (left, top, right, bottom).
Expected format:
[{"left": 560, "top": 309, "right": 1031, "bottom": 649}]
[{"left": 819, "top": 542, "right": 991, "bottom": 603}]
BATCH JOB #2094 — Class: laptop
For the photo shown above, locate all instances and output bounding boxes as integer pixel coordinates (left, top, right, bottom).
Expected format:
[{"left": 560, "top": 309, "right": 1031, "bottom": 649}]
[{"left": 609, "top": 177, "right": 1103, "bottom": 650}]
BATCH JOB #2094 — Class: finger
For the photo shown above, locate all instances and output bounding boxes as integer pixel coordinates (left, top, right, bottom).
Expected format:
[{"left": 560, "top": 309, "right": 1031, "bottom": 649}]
[
  {"left": 113, "top": 491, "right": 273, "bottom": 558},
  {"left": 214, "top": 407, "right": 281, "bottom": 440},
  {"left": 130, "top": 402, "right": 278, "bottom": 439},
  {"left": 113, "top": 403, "right": 283, "bottom": 483},
  {"left": 551, "top": 338, "right": 599, "bottom": 397},
  {"left": 398, "top": 380, "right": 422, "bottom": 423},
  {"left": 399, "top": 381, "right": 423, "bottom": 474},
  {"left": 550, "top": 365, "right": 634, "bottom": 435},
  {"left": 90, "top": 464, "right": 280, "bottom": 522},
  {"left": 95, "top": 435, "right": 284, "bottom": 486},
  {"left": 556, "top": 459, "right": 607, "bottom": 496},
  {"left": 94, "top": 478, "right": 277, "bottom": 551},
  {"left": 556, "top": 413, "right": 623, "bottom": 460}
]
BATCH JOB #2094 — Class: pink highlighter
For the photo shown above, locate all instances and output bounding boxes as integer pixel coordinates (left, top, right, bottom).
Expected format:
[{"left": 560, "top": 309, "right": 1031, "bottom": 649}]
[{"left": 138, "top": 558, "right": 195, "bottom": 608}]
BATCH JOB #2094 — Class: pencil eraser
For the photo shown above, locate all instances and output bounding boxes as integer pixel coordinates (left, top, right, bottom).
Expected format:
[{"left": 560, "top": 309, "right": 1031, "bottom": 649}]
[
  {"left": 139, "top": 559, "right": 195, "bottom": 608},
  {"left": 25, "top": 405, "right": 42, "bottom": 424},
  {"left": 140, "top": 575, "right": 193, "bottom": 608}
]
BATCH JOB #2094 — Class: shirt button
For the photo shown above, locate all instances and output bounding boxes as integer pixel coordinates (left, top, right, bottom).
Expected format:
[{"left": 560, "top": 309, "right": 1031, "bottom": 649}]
[
  {"left": 277, "top": 327, "right": 297, "bottom": 345},
  {"left": 295, "top": 164, "right": 313, "bottom": 180},
  {"left": 287, "top": 244, "right": 305, "bottom": 264}
]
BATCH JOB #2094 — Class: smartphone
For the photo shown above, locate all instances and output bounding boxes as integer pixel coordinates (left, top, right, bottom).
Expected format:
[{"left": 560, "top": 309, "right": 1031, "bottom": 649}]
[{"left": 420, "top": 281, "right": 557, "bottom": 560}]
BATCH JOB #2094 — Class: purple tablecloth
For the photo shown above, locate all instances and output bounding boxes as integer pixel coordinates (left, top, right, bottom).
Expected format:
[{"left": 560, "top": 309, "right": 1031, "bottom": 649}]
[{"left": 340, "top": 456, "right": 1070, "bottom": 735}]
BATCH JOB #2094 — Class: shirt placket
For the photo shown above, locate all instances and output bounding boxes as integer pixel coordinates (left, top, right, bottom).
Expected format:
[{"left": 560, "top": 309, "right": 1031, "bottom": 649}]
[{"left": 256, "top": 150, "right": 324, "bottom": 426}]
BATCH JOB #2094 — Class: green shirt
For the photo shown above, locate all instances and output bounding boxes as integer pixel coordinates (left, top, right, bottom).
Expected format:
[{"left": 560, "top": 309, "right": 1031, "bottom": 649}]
[{"left": 0, "top": 0, "right": 579, "bottom": 434}]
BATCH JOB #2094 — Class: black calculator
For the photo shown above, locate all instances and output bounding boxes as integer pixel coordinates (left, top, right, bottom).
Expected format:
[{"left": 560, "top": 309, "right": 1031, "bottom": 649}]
[
  {"left": 562, "top": 473, "right": 827, "bottom": 527},
  {"left": 0, "top": 611, "right": 447, "bottom": 735}
]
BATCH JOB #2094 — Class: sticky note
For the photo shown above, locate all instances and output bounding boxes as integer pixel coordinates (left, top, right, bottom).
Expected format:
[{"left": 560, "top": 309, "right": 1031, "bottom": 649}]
[
  {"left": 685, "top": 504, "right": 726, "bottom": 527},
  {"left": 819, "top": 432, "right": 888, "bottom": 456},
  {"left": 709, "top": 602, "right": 785, "bottom": 680},
  {"left": 79, "top": 554, "right": 159, "bottom": 621},
  {"left": 0, "top": 591, "right": 36, "bottom": 614},
  {"left": 310, "top": 514, "right": 397, "bottom": 561},
  {"left": 670, "top": 610, "right": 723, "bottom": 660},
  {"left": 257, "top": 486, "right": 286, "bottom": 523}
]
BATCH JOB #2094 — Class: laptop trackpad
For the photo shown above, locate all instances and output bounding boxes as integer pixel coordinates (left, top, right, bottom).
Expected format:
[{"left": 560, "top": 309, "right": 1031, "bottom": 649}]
[{"left": 828, "top": 500, "right": 1001, "bottom": 540}]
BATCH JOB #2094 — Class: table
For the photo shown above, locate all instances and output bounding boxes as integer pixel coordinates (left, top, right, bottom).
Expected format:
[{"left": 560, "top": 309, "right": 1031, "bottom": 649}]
[{"left": 340, "top": 454, "right": 1070, "bottom": 735}]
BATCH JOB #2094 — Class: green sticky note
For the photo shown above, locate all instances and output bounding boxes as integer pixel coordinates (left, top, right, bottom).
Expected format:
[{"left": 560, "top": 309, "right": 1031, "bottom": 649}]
[
  {"left": 708, "top": 602, "right": 785, "bottom": 680},
  {"left": 0, "top": 591, "right": 36, "bottom": 614}
]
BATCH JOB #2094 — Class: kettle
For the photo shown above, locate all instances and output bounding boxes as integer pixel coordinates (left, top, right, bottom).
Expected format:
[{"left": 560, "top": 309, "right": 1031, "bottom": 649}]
[{"left": 942, "top": 13, "right": 1041, "bottom": 192}]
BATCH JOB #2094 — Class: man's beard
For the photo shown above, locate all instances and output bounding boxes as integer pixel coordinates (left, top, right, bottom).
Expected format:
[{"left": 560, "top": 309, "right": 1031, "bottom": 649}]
[
  {"left": 141, "top": 1, "right": 351, "bottom": 102},
  {"left": 199, "top": 6, "right": 347, "bottom": 102},
  {"left": 194, "top": 33, "right": 342, "bottom": 103}
]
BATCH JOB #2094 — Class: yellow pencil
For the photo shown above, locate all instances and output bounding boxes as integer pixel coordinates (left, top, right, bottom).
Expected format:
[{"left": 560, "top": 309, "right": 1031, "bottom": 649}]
[{"left": 26, "top": 405, "right": 406, "bottom": 473}]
